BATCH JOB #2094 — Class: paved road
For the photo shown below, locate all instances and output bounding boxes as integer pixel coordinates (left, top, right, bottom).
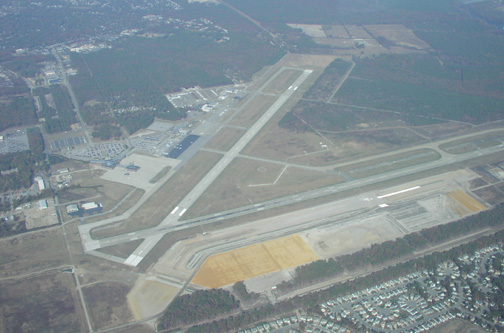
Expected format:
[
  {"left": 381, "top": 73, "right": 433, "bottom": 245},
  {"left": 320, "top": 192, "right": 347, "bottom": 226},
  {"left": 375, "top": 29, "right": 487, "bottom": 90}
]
[{"left": 51, "top": 48, "right": 92, "bottom": 145}]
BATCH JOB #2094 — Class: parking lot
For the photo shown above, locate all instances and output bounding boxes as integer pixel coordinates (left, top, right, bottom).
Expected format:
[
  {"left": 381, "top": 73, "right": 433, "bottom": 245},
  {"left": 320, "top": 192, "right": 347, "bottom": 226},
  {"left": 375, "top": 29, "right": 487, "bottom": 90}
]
[{"left": 0, "top": 130, "right": 29, "bottom": 154}]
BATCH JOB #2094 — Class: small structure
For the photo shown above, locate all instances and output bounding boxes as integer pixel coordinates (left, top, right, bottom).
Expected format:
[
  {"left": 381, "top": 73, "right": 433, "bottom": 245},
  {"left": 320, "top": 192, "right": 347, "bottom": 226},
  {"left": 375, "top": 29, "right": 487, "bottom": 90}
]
[
  {"left": 57, "top": 168, "right": 70, "bottom": 174},
  {"left": 38, "top": 199, "right": 48, "bottom": 210},
  {"left": 66, "top": 203, "right": 80, "bottom": 216}
]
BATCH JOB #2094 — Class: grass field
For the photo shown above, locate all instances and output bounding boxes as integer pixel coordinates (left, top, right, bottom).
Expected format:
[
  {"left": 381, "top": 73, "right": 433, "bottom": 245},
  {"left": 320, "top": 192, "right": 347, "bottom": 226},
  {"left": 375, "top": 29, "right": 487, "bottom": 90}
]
[
  {"left": 82, "top": 282, "right": 132, "bottom": 330},
  {"left": 85, "top": 188, "right": 145, "bottom": 223},
  {"left": 229, "top": 94, "right": 277, "bottom": 128},
  {"left": 0, "top": 228, "right": 69, "bottom": 278},
  {"left": 0, "top": 272, "right": 85, "bottom": 332},
  {"left": 337, "top": 148, "right": 441, "bottom": 179},
  {"left": 184, "top": 158, "right": 345, "bottom": 219},
  {"left": 261, "top": 68, "right": 302, "bottom": 94},
  {"left": 192, "top": 234, "right": 319, "bottom": 288},
  {"left": 149, "top": 166, "right": 171, "bottom": 184},
  {"left": 91, "top": 151, "right": 222, "bottom": 239},
  {"left": 97, "top": 239, "right": 144, "bottom": 259},
  {"left": 204, "top": 126, "right": 246, "bottom": 151}
]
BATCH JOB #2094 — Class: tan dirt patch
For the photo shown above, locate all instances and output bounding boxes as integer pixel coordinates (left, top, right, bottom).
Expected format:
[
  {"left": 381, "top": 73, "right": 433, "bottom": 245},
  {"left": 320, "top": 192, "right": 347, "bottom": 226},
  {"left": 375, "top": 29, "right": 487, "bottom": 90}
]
[{"left": 192, "top": 234, "right": 319, "bottom": 288}]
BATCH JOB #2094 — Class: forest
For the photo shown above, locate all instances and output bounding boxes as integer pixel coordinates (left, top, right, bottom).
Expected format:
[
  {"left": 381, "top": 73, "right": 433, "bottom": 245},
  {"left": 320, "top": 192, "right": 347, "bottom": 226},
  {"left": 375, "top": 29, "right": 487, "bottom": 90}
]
[
  {"left": 158, "top": 289, "right": 239, "bottom": 330},
  {"left": 0, "top": 128, "right": 45, "bottom": 192}
]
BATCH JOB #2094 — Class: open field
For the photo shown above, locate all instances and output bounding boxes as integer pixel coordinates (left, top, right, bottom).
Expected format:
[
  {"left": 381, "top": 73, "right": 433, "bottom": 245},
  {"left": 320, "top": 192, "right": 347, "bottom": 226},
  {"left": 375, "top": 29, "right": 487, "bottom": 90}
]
[
  {"left": 82, "top": 282, "right": 132, "bottom": 330},
  {"left": 261, "top": 68, "right": 302, "bottom": 94},
  {"left": 0, "top": 272, "right": 85, "bottom": 332},
  {"left": 204, "top": 126, "right": 246, "bottom": 151},
  {"left": 337, "top": 148, "right": 441, "bottom": 179},
  {"left": 127, "top": 275, "right": 180, "bottom": 320},
  {"left": 324, "top": 25, "right": 350, "bottom": 38},
  {"left": 192, "top": 234, "right": 319, "bottom": 288},
  {"left": 229, "top": 94, "right": 277, "bottom": 128},
  {"left": 0, "top": 228, "right": 69, "bottom": 278},
  {"left": 97, "top": 239, "right": 144, "bottom": 259},
  {"left": 91, "top": 151, "right": 222, "bottom": 239},
  {"left": 287, "top": 24, "right": 326, "bottom": 38},
  {"left": 365, "top": 24, "right": 431, "bottom": 50},
  {"left": 184, "top": 158, "right": 345, "bottom": 218},
  {"left": 58, "top": 168, "right": 134, "bottom": 211}
]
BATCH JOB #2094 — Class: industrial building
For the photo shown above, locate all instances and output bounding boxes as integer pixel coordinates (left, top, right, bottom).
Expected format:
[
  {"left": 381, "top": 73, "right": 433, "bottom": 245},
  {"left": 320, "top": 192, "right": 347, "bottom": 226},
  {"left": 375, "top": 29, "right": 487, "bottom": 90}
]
[
  {"left": 34, "top": 176, "right": 45, "bottom": 191},
  {"left": 82, "top": 202, "right": 103, "bottom": 215},
  {"left": 66, "top": 203, "right": 80, "bottom": 216},
  {"left": 38, "top": 199, "right": 48, "bottom": 210}
]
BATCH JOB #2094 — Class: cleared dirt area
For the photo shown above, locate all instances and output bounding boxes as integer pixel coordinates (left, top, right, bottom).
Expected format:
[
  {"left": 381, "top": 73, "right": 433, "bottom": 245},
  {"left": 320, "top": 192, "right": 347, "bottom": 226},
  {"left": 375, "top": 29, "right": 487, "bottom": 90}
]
[
  {"left": 0, "top": 228, "right": 69, "bottom": 278},
  {"left": 192, "top": 234, "right": 319, "bottom": 288},
  {"left": 303, "top": 215, "right": 402, "bottom": 259},
  {"left": 448, "top": 190, "right": 486, "bottom": 216},
  {"left": 127, "top": 275, "right": 179, "bottom": 320},
  {"left": 261, "top": 69, "right": 302, "bottom": 95},
  {"left": 185, "top": 158, "right": 345, "bottom": 219},
  {"left": 229, "top": 94, "right": 277, "bottom": 128},
  {"left": 82, "top": 282, "right": 132, "bottom": 330},
  {"left": 0, "top": 272, "right": 85, "bottom": 332},
  {"left": 92, "top": 151, "right": 222, "bottom": 239},
  {"left": 204, "top": 126, "right": 246, "bottom": 151},
  {"left": 473, "top": 186, "right": 504, "bottom": 205}
]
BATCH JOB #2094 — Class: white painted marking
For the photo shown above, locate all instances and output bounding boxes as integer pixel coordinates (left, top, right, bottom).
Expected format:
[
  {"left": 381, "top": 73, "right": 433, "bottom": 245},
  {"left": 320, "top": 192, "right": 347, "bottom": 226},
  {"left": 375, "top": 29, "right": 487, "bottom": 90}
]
[
  {"left": 293, "top": 86, "right": 298, "bottom": 91},
  {"left": 178, "top": 208, "right": 187, "bottom": 216},
  {"left": 288, "top": 85, "right": 293, "bottom": 90},
  {"left": 170, "top": 207, "right": 180, "bottom": 215},
  {"left": 379, "top": 203, "right": 389, "bottom": 208},
  {"left": 377, "top": 186, "right": 421, "bottom": 199}
]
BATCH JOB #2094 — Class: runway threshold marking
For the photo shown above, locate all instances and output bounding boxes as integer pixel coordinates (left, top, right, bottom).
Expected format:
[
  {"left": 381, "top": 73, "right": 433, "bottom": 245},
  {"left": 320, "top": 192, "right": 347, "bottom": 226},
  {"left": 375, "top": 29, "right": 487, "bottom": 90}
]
[
  {"left": 377, "top": 186, "right": 421, "bottom": 199},
  {"left": 178, "top": 208, "right": 187, "bottom": 217},
  {"left": 170, "top": 207, "right": 180, "bottom": 215}
]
